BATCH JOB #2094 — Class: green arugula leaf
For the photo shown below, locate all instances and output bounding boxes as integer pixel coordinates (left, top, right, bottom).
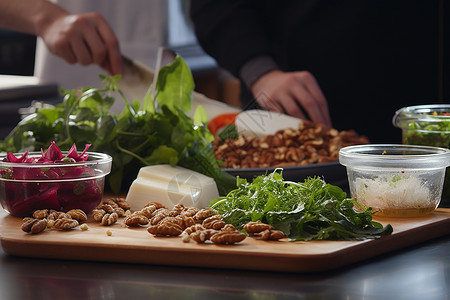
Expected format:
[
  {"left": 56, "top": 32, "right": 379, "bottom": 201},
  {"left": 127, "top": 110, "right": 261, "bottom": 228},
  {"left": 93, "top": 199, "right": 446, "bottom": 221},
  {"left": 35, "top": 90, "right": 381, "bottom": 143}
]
[
  {"left": 156, "top": 55, "right": 193, "bottom": 113},
  {"left": 211, "top": 169, "right": 393, "bottom": 241}
]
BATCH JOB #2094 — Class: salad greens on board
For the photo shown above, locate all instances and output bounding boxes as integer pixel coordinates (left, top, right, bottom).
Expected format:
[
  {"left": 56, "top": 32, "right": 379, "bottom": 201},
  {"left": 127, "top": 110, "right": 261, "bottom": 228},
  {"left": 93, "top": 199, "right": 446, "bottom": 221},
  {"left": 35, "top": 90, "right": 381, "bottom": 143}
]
[
  {"left": 210, "top": 169, "right": 393, "bottom": 241},
  {"left": 0, "top": 55, "right": 235, "bottom": 194}
]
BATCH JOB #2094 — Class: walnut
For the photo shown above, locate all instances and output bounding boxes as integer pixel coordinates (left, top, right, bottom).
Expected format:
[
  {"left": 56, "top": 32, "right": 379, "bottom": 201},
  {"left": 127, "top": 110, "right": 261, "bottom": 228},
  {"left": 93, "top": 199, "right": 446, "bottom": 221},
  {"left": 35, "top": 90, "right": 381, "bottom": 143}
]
[
  {"left": 182, "top": 224, "right": 205, "bottom": 236},
  {"left": 190, "top": 229, "right": 218, "bottom": 243},
  {"left": 123, "top": 213, "right": 149, "bottom": 227},
  {"left": 66, "top": 209, "right": 88, "bottom": 224},
  {"left": 202, "top": 215, "right": 226, "bottom": 230},
  {"left": 138, "top": 206, "right": 157, "bottom": 218},
  {"left": 209, "top": 227, "right": 246, "bottom": 244},
  {"left": 159, "top": 216, "right": 184, "bottom": 228},
  {"left": 105, "top": 196, "right": 131, "bottom": 211},
  {"left": 170, "top": 203, "right": 185, "bottom": 216},
  {"left": 243, "top": 221, "right": 285, "bottom": 241},
  {"left": 257, "top": 229, "right": 286, "bottom": 241},
  {"left": 147, "top": 222, "right": 183, "bottom": 237},
  {"left": 243, "top": 221, "right": 274, "bottom": 234},
  {"left": 100, "top": 213, "right": 118, "bottom": 226},
  {"left": 98, "top": 203, "right": 125, "bottom": 217},
  {"left": 47, "top": 210, "right": 65, "bottom": 221},
  {"left": 144, "top": 202, "right": 166, "bottom": 209},
  {"left": 22, "top": 218, "right": 47, "bottom": 234},
  {"left": 54, "top": 218, "right": 79, "bottom": 230},
  {"left": 181, "top": 207, "right": 200, "bottom": 217},
  {"left": 213, "top": 119, "right": 368, "bottom": 168},
  {"left": 175, "top": 214, "right": 196, "bottom": 229},
  {"left": 32, "top": 209, "right": 49, "bottom": 219},
  {"left": 149, "top": 208, "right": 170, "bottom": 225},
  {"left": 92, "top": 209, "right": 106, "bottom": 222},
  {"left": 193, "top": 208, "right": 217, "bottom": 223}
]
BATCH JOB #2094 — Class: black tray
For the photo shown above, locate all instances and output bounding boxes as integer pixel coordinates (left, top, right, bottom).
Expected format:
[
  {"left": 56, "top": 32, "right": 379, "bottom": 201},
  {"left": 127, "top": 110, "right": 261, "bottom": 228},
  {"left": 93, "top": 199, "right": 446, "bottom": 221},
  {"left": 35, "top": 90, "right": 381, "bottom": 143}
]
[{"left": 224, "top": 162, "right": 349, "bottom": 193}]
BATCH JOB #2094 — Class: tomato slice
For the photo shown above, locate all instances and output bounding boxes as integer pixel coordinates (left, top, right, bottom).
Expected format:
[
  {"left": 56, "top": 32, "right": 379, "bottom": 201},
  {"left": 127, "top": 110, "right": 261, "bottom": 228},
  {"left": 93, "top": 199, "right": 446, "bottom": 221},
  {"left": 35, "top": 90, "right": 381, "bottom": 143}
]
[{"left": 208, "top": 113, "right": 239, "bottom": 135}]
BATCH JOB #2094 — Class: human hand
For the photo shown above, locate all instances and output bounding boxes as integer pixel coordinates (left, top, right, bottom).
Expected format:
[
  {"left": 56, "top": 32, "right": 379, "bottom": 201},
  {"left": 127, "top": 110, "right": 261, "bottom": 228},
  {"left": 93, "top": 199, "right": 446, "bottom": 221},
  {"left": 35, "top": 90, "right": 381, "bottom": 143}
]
[
  {"left": 250, "top": 70, "right": 332, "bottom": 128},
  {"left": 38, "top": 11, "right": 123, "bottom": 75}
]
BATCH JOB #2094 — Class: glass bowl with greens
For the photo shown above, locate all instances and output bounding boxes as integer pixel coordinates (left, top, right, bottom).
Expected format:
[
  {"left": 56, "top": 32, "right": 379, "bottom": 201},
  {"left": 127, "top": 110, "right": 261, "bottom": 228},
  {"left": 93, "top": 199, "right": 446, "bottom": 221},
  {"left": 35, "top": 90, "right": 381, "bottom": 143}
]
[{"left": 393, "top": 104, "right": 450, "bottom": 206}]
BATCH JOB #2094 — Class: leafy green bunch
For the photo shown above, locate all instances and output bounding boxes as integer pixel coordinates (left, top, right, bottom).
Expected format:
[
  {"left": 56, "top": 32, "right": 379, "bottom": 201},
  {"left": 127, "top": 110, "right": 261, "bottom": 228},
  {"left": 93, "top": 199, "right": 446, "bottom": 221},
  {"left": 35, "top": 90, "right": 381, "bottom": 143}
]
[
  {"left": 210, "top": 169, "right": 393, "bottom": 241},
  {"left": 0, "top": 55, "right": 235, "bottom": 194}
]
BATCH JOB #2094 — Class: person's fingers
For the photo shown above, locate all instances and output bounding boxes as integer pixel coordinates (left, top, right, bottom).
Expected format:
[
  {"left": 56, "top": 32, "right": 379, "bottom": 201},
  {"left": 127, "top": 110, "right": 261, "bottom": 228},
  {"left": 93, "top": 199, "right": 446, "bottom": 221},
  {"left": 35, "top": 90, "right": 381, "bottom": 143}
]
[
  {"left": 69, "top": 36, "right": 93, "bottom": 66},
  {"left": 277, "top": 95, "right": 308, "bottom": 119},
  {"left": 287, "top": 81, "right": 330, "bottom": 126},
  {"left": 78, "top": 17, "right": 108, "bottom": 66},
  {"left": 91, "top": 13, "right": 123, "bottom": 75},
  {"left": 295, "top": 72, "right": 332, "bottom": 127}
]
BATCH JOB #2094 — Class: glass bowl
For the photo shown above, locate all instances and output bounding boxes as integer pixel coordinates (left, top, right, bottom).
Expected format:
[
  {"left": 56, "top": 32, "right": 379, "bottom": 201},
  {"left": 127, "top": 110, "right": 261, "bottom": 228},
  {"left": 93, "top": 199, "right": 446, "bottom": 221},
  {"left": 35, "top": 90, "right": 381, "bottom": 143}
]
[
  {"left": 0, "top": 152, "right": 112, "bottom": 217},
  {"left": 393, "top": 104, "right": 450, "bottom": 206},
  {"left": 339, "top": 144, "right": 450, "bottom": 217}
]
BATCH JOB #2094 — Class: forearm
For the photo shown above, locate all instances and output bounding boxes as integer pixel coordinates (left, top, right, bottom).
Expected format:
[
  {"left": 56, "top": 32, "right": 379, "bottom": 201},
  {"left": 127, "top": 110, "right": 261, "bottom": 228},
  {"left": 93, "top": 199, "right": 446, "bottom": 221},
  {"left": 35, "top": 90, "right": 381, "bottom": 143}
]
[{"left": 0, "top": 0, "right": 67, "bottom": 36}]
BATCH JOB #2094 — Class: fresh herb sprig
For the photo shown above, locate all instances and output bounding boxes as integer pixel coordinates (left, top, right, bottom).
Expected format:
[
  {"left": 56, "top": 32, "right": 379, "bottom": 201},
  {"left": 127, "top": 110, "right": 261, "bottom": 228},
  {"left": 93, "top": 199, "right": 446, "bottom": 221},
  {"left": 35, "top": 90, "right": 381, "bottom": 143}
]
[
  {"left": 0, "top": 56, "right": 236, "bottom": 194},
  {"left": 210, "top": 169, "right": 393, "bottom": 241}
]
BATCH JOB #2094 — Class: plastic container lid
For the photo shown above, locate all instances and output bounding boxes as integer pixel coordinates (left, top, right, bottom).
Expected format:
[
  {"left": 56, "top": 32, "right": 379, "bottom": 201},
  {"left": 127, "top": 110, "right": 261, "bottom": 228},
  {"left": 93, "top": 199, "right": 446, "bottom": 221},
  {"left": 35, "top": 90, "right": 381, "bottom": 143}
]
[
  {"left": 339, "top": 144, "right": 450, "bottom": 169},
  {"left": 393, "top": 104, "right": 450, "bottom": 132}
]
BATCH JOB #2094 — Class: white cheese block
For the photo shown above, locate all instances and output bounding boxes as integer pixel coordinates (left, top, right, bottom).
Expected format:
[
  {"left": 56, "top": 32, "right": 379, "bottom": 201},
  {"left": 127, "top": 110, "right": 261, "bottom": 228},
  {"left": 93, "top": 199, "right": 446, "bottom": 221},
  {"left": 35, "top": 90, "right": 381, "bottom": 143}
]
[
  {"left": 235, "top": 109, "right": 302, "bottom": 138},
  {"left": 125, "top": 165, "right": 219, "bottom": 211}
]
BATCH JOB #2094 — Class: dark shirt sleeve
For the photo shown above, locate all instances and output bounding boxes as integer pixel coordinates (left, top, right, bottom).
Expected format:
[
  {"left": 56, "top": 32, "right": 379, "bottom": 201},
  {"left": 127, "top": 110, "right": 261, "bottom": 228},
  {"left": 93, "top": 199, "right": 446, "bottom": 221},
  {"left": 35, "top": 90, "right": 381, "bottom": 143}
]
[{"left": 189, "top": 0, "right": 279, "bottom": 87}]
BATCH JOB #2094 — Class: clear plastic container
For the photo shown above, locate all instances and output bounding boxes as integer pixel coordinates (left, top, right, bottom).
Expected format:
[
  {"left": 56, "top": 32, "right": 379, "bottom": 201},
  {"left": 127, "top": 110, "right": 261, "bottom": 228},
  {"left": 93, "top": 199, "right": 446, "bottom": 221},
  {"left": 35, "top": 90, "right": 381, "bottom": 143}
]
[
  {"left": 0, "top": 152, "right": 112, "bottom": 217},
  {"left": 393, "top": 104, "right": 450, "bottom": 206},
  {"left": 339, "top": 144, "right": 450, "bottom": 217}
]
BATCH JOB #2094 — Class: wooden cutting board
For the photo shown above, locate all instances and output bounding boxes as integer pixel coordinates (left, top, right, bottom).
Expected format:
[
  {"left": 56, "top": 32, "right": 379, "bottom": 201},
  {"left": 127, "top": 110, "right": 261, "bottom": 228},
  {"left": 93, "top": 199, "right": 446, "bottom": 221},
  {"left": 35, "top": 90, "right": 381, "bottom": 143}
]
[{"left": 1, "top": 208, "right": 450, "bottom": 273}]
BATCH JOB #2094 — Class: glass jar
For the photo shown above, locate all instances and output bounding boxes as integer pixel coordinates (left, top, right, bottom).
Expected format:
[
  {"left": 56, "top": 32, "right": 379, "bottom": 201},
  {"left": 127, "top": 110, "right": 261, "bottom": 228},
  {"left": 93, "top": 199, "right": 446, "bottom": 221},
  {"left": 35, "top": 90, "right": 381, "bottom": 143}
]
[{"left": 393, "top": 104, "right": 450, "bottom": 206}]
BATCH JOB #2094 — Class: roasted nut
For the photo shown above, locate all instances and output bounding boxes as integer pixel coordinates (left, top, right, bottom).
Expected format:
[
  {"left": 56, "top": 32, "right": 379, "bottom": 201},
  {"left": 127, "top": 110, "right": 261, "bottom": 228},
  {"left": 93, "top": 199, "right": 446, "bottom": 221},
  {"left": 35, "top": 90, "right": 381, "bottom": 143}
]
[
  {"left": 170, "top": 203, "right": 185, "bottom": 216},
  {"left": 210, "top": 229, "right": 246, "bottom": 244},
  {"left": 243, "top": 221, "right": 274, "bottom": 234},
  {"left": 47, "top": 210, "right": 64, "bottom": 221},
  {"left": 54, "top": 218, "right": 79, "bottom": 230},
  {"left": 144, "top": 202, "right": 166, "bottom": 209},
  {"left": 147, "top": 222, "right": 183, "bottom": 236},
  {"left": 32, "top": 209, "right": 49, "bottom": 219},
  {"left": 190, "top": 229, "right": 218, "bottom": 243},
  {"left": 66, "top": 209, "right": 88, "bottom": 224},
  {"left": 213, "top": 119, "right": 368, "bottom": 168},
  {"left": 202, "top": 215, "right": 226, "bottom": 230},
  {"left": 257, "top": 229, "right": 286, "bottom": 241},
  {"left": 181, "top": 207, "right": 200, "bottom": 217},
  {"left": 193, "top": 208, "right": 217, "bottom": 223},
  {"left": 22, "top": 218, "right": 47, "bottom": 234},
  {"left": 138, "top": 206, "right": 157, "bottom": 218},
  {"left": 182, "top": 224, "right": 205, "bottom": 235},
  {"left": 173, "top": 214, "right": 195, "bottom": 229},
  {"left": 105, "top": 196, "right": 131, "bottom": 211},
  {"left": 123, "top": 213, "right": 149, "bottom": 227},
  {"left": 100, "top": 213, "right": 118, "bottom": 226},
  {"left": 149, "top": 208, "right": 170, "bottom": 225},
  {"left": 92, "top": 209, "right": 106, "bottom": 222}
]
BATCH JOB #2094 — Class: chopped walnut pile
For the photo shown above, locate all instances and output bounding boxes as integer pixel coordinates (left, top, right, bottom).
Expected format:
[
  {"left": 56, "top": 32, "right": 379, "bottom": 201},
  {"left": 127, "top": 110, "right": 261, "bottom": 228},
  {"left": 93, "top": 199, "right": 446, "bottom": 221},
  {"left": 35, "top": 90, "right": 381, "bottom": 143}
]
[
  {"left": 181, "top": 222, "right": 246, "bottom": 245},
  {"left": 18, "top": 198, "right": 283, "bottom": 246},
  {"left": 92, "top": 196, "right": 131, "bottom": 226},
  {"left": 21, "top": 208, "right": 87, "bottom": 234},
  {"left": 213, "top": 120, "right": 369, "bottom": 168}
]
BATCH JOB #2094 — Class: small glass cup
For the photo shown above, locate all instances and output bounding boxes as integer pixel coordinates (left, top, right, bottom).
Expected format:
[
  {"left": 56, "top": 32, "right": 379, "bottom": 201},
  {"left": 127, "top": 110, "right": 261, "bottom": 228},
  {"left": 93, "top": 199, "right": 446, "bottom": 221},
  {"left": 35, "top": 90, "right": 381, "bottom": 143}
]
[{"left": 393, "top": 104, "right": 450, "bottom": 207}]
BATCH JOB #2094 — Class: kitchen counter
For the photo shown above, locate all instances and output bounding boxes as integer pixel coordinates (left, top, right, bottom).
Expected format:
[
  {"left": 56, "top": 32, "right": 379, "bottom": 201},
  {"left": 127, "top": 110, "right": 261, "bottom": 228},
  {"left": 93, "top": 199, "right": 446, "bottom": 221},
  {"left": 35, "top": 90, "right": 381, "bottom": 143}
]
[{"left": 0, "top": 232, "right": 449, "bottom": 299}]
